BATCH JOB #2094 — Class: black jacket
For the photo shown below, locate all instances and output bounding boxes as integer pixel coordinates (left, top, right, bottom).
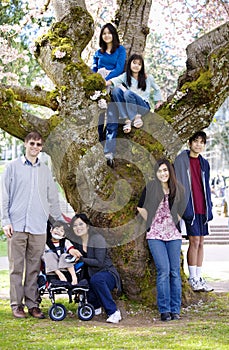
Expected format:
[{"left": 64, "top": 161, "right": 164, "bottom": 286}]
[
  {"left": 70, "top": 230, "right": 122, "bottom": 294},
  {"left": 138, "top": 180, "right": 185, "bottom": 232}
]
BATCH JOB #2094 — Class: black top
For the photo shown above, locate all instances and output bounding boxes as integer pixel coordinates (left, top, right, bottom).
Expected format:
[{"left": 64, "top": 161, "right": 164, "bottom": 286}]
[{"left": 138, "top": 180, "right": 185, "bottom": 232}]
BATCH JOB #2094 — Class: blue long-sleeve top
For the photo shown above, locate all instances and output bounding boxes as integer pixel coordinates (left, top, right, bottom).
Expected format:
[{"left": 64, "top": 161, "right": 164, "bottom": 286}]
[{"left": 91, "top": 45, "right": 126, "bottom": 81}]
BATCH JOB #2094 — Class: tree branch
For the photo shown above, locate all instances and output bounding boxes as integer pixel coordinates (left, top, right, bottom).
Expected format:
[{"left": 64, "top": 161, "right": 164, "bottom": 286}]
[
  {"left": 0, "top": 84, "right": 59, "bottom": 110},
  {"left": 0, "top": 87, "right": 58, "bottom": 140}
]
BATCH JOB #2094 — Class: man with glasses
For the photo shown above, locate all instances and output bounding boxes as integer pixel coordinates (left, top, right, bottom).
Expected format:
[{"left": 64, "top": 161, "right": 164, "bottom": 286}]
[{"left": 1, "top": 131, "right": 63, "bottom": 319}]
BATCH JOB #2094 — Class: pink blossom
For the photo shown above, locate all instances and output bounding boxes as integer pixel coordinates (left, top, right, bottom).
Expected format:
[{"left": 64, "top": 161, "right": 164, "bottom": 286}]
[{"left": 54, "top": 50, "right": 66, "bottom": 59}]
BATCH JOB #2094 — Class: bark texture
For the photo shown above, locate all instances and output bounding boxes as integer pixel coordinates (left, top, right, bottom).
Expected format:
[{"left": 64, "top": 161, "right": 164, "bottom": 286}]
[{"left": 0, "top": 0, "right": 228, "bottom": 304}]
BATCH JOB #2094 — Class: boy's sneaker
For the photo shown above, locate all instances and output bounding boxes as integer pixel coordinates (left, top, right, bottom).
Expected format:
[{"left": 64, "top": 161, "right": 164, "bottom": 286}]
[
  {"left": 106, "top": 310, "right": 122, "bottom": 324},
  {"left": 105, "top": 153, "right": 114, "bottom": 168},
  {"left": 94, "top": 307, "right": 102, "bottom": 316},
  {"left": 199, "top": 277, "right": 214, "bottom": 292},
  {"left": 188, "top": 277, "right": 203, "bottom": 292},
  {"left": 64, "top": 254, "right": 76, "bottom": 263}
]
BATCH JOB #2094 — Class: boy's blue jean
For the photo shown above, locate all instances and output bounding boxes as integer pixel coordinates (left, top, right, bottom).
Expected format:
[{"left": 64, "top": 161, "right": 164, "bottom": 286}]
[
  {"left": 148, "top": 239, "right": 182, "bottom": 314},
  {"left": 88, "top": 271, "right": 117, "bottom": 316},
  {"left": 104, "top": 101, "right": 119, "bottom": 156}
]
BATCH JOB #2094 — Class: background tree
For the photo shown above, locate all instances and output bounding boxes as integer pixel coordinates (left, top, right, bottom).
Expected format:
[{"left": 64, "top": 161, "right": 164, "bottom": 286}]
[{"left": 0, "top": 0, "right": 228, "bottom": 304}]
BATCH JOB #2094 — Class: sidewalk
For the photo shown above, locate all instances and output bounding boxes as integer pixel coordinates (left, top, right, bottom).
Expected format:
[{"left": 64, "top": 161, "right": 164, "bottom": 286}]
[{"left": 182, "top": 214, "right": 229, "bottom": 292}]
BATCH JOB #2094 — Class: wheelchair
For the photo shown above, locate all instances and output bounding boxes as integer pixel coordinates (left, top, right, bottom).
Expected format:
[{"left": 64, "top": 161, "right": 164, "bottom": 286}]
[{"left": 38, "top": 261, "right": 95, "bottom": 321}]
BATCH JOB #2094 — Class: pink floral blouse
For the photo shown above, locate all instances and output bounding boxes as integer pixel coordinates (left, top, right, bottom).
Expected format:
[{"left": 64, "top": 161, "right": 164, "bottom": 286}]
[{"left": 146, "top": 194, "right": 182, "bottom": 241}]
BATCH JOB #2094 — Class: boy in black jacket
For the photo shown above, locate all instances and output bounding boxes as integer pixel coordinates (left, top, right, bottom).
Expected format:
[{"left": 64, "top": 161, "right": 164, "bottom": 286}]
[{"left": 174, "top": 131, "right": 213, "bottom": 292}]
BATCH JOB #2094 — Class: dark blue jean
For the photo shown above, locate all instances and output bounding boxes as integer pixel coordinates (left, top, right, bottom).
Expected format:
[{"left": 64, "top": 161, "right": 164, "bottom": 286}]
[
  {"left": 104, "top": 101, "right": 119, "bottom": 156},
  {"left": 148, "top": 239, "right": 182, "bottom": 314},
  {"left": 98, "top": 112, "right": 106, "bottom": 143},
  {"left": 88, "top": 271, "right": 117, "bottom": 316}
]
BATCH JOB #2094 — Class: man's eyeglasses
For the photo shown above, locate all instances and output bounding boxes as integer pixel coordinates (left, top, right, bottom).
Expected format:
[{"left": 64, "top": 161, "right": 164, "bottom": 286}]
[{"left": 28, "top": 141, "right": 43, "bottom": 147}]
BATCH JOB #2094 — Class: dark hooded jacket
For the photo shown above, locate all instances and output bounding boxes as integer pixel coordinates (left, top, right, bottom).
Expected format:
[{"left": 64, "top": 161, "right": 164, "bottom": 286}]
[{"left": 174, "top": 150, "right": 213, "bottom": 224}]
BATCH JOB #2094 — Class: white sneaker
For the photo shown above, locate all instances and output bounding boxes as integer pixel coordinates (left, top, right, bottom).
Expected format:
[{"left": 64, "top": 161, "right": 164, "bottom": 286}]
[
  {"left": 199, "top": 277, "right": 214, "bottom": 292},
  {"left": 188, "top": 278, "right": 203, "bottom": 292},
  {"left": 94, "top": 307, "right": 102, "bottom": 316},
  {"left": 106, "top": 310, "right": 122, "bottom": 324}
]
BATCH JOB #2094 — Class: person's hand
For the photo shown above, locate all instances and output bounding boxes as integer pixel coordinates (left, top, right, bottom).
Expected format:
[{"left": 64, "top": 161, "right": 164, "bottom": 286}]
[
  {"left": 106, "top": 80, "right": 112, "bottom": 87},
  {"left": 69, "top": 248, "right": 82, "bottom": 259},
  {"left": 155, "top": 101, "right": 163, "bottom": 110},
  {"left": 3, "top": 224, "right": 13, "bottom": 238}
]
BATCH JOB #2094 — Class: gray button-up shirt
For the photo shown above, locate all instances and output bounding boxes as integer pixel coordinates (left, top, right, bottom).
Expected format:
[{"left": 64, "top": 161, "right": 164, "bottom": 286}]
[{"left": 1, "top": 156, "right": 63, "bottom": 234}]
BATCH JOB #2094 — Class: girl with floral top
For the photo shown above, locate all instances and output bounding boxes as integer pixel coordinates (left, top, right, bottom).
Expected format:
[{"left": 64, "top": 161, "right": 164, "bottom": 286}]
[{"left": 137, "top": 158, "right": 185, "bottom": 322}]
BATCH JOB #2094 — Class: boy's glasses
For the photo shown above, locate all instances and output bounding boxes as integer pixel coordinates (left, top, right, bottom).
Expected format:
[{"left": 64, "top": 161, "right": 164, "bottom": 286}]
[{"left": 28, "top": 141, "right": 43, "bottom": 147}]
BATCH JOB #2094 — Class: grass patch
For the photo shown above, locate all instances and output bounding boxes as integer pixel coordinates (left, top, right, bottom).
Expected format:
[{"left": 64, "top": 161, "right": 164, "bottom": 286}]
[
  {"left": 0, "top": 240, "right": 7, "bottom": 257},
  {"left": 0, "top": 282, "right": 228, "bottom": 350},
  {"left": 0, "top": 163, "right": 5, "bottom": 174}
]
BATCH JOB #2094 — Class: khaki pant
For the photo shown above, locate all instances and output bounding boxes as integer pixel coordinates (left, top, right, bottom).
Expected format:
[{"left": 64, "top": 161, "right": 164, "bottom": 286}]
[
  {"left": 43, "top": 251, "right": 75, "bottom": 273},
  {"left": 8, "top": 231, "right": 46, "bottom": 310}
]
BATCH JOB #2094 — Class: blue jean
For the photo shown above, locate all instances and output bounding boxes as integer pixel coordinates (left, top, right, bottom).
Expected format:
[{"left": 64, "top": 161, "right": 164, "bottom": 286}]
[
  {"left": 148, "top": 239, "right": 182, "bottom": 314},
  {"left": 111, "top": 87, "right": 150, "bottom": 121},
  {"left": 104, "top": 101, "right": 119, "bottom": 156},
  {"left": 88, "top": 271, "right": 117, "bottom": 316},
  {"left": 98, "top": 112, "right": 106, "bottom": 143}
]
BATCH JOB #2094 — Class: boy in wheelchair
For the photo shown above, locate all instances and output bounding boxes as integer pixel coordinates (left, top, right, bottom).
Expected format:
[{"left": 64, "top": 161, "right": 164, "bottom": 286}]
[
  {"left": 37, "top": 220, "right": 94, "bottom": 321},
  {"left": 42, "top": 220, "right": 78, "bottom": 285}
]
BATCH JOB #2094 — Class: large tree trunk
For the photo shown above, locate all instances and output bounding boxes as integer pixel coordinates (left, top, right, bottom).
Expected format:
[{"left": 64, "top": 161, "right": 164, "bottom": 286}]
[{"left": 0, "top": 0, "right": 228, "bottom": 305}]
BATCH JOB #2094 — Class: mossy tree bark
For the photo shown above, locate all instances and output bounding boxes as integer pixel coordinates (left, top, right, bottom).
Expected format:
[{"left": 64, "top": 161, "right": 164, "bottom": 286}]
[{"left": 0, "top": 0, "right": 228, "bottom": 305}]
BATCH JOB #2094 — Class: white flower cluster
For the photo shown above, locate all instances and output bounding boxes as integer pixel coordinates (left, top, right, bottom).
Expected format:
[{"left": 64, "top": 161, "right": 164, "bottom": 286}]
[
  {"left": 54, "top": 50, "right": 66, "bottom": 59},
  {"left": 90, "top": 91, "right": 108, "bottom": 109},
  {"left": 98, "top": 98, "right": 107, "bottom": 109},
  {"left": 90, "top": 90, "right": 101, "bottom": 100}
]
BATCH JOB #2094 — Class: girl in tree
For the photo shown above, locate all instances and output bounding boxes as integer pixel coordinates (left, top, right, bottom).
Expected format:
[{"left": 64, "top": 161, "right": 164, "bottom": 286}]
[
  {"left": 92, "top": 23, "right": 126, "bottom": 143},
  {"left": 137, "top": 158, "right": 185, "bottom": 322},
  {"left": 106, "top": 53, "right": 163, "bottom": 134}
]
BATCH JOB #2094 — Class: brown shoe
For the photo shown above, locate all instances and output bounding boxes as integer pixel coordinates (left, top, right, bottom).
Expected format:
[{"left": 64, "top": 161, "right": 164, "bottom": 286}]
[
  {"left": 12, "top": 306, "right": 26, "bottom": 318},
  {"left": 28, "top": 307, "right": 45, "bottom": 319}
]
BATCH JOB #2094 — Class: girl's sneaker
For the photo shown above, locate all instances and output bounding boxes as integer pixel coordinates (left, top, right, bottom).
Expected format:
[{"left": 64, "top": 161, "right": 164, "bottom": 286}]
[
  {"left": 106, "top": 310, "right": 122, "bottom": 323},
  {"left": 94, "top": 307, "right": 102, "bottom": 316}
]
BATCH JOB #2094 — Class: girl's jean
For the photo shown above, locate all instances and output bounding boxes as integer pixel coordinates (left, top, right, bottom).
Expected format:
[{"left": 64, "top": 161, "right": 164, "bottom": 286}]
[
  {"left": 111, "top": 87, "right": 150, "bottom": 121},
  {"left": 88, "top": 270, "right": 117, "bottom": 316},
  {"left": 148, "top": 239, "right": 182, "bottom": 314}
]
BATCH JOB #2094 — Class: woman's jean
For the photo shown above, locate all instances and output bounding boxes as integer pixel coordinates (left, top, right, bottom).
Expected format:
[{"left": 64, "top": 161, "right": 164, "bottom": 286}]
[
  {"left": 88, "top": 271, "right": 117, "bottom": 316},
  {"left": 148, "top": 239, "right": 182, "bottom": 314},
  {"left": 111, "top": 87, "right": 150, "bottom": 121}
]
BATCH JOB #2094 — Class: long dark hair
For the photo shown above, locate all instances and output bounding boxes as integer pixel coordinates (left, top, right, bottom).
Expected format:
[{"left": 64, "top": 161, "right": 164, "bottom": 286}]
[
  {"left": 68, "top": 213, "right": 94, "bottom": 246},
  {"left": 70, "top": 213, "right": 92, "bottom": 231},
  {"left": 154, "top": 158, "right": 180, "bottom": 205},
  {"left": 99, "top": 23, "right": 120, "bottom": 54},
  {"left": 126, "top": 54, "right": 147, "bottom": 91}
]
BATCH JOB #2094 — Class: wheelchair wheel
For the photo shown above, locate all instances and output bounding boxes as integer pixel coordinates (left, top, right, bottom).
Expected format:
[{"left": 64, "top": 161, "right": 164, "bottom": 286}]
[
  {"left": 49, "top": 303, "right": 67, "bottom": 321},
  {"left": 78, "top": 303, "right": 95, "bottom": 321}
]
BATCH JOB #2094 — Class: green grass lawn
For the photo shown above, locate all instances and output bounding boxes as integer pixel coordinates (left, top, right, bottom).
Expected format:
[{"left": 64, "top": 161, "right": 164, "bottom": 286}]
[
  {"left": 0, "top": 163, "right": 5, "bottom": 174},
  {"left": 0, "top": 268, "right": 228, "bottom": 350},
  {"left": 0, "top": 295, "right": 228, "bottom": 350},
  {"left": 0, "top": 240, "right": 7, "bottom": 257}
]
